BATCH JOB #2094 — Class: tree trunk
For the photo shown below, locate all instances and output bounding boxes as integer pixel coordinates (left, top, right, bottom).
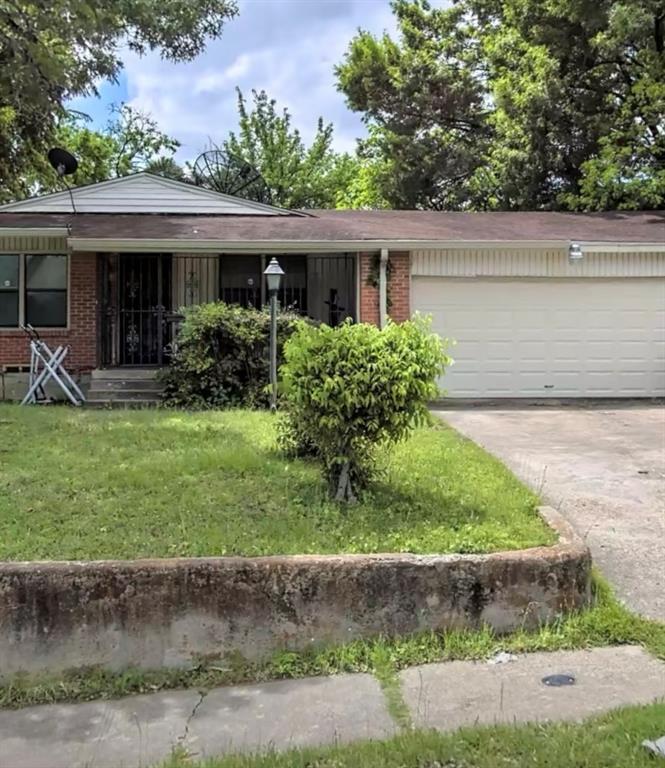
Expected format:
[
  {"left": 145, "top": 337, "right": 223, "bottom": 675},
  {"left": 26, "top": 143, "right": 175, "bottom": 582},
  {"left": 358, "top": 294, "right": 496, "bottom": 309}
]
[{"left": 333, "top": 460, "right": 357, "bottom": 504}]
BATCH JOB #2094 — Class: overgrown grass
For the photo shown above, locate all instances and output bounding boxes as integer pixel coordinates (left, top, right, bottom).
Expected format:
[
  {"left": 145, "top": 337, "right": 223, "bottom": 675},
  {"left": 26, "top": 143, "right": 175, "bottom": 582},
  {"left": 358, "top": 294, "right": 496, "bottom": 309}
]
[
  {"left": 162, "top": 703, "right": 665, "bottom": 768},
  {"left": 0, "top": 405, "right": 550, "bottom": 560},
  {"left": 2, "top": 574, "right": 663, "bottom": 710}
]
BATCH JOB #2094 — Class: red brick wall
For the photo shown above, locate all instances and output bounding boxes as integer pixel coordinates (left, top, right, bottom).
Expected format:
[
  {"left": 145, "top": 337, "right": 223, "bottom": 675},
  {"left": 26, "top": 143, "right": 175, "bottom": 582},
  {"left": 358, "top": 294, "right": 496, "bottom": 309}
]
[
  {"left": 0, "top": 252, "right": 98, "bottom": 371},
  {"left": 358, "top": 251, "right": 411, "bottom": 325}
]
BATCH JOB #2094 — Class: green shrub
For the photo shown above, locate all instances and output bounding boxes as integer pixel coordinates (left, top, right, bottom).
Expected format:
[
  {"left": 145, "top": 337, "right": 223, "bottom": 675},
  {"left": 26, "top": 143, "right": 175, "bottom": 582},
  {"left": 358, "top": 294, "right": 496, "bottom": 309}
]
[
  {"left": 279, "top": 316, "right": 450, "bottom": 501},
  {"left": 161, "top": 302, "right": 302, "bottom": 409}
]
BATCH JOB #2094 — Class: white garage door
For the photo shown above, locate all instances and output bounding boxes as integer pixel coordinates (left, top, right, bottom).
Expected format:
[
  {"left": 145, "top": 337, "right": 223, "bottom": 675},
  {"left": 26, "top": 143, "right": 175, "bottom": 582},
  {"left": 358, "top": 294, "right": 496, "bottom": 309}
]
[{"left": 413, "top": 278, "right": 665, "bottom": 398}]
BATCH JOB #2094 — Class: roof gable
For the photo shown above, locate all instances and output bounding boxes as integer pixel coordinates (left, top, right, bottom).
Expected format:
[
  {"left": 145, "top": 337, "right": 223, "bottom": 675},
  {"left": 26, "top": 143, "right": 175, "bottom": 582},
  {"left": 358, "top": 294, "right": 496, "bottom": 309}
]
[{"left": 0, "top": 172, "right": 290, "bottom": 215}]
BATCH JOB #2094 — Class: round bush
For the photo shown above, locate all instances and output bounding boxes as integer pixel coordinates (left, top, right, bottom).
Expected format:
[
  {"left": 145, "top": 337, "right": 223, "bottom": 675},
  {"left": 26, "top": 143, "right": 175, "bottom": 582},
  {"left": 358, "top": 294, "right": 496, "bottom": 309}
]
[{"left": 279, "top": 316, "right": 450, "bottom": 501}]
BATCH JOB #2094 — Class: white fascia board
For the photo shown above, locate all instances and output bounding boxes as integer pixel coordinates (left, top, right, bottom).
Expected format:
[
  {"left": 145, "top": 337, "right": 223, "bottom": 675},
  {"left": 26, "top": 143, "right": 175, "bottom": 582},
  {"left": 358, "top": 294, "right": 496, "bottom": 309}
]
[
  {"left": 67, "top": 238, "right": 571, "bottom": 253},
  {"left": 579, "top": 242, "right": 665, "bottom": 253},
  {"left": 66, "top": 237, "right": 665, "bottom": 254},
  {"left": 68, "top": 238, "right": 376, "bottom": 253},
  {"left": 0, "top": 227, "right": 70, "bottom": 237}
]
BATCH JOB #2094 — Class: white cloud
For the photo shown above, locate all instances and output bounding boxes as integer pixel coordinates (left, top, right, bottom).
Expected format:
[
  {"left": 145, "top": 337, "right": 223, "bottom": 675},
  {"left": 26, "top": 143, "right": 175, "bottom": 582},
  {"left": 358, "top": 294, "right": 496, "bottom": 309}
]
[
  {"left": 118, "top": 0, "right": 398, "bottom": 160},
  {"left": 193, "top": 54, "right": 252, "bottom": 95},
  {"left": 115, "top": 0, "right": 448, "bottom": 160}
]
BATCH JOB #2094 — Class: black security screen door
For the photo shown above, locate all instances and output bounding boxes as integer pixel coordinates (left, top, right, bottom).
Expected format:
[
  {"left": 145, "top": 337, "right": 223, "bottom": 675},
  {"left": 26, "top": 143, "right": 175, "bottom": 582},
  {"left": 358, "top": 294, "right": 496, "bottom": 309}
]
[{"left": 118, "top": 254, "right": 172, "bottom": 365}]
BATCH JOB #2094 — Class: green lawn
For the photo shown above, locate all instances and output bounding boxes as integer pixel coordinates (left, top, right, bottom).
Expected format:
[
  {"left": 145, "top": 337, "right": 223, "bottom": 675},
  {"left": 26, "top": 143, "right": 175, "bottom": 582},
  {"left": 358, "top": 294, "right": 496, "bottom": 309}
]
[
  {"left": 0, "top": 405, "right": 551, "bottom": 560},
  {"left": 161, "top": 703, "right": 665, "bottom": 768}
]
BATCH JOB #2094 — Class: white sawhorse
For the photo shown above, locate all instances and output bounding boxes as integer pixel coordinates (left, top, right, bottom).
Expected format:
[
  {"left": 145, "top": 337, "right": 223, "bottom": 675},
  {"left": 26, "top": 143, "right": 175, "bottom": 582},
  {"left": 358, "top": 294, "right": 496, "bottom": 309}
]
[{"left": 20, "top": 325, "right": 86, "bottom": 406}]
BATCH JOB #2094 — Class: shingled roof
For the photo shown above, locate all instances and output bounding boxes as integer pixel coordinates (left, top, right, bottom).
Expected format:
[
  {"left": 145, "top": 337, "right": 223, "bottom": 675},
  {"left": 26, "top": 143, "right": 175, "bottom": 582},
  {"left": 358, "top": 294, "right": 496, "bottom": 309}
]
[{"left": 0, "top": 209, "right": 663, "bottom": 244}]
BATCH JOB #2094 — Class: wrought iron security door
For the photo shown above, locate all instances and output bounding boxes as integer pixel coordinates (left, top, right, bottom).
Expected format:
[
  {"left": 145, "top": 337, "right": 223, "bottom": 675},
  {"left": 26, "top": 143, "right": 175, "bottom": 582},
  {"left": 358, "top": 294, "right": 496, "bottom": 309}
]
[{"left": 118, "top": 254, "right": 172, "bottom": 365}]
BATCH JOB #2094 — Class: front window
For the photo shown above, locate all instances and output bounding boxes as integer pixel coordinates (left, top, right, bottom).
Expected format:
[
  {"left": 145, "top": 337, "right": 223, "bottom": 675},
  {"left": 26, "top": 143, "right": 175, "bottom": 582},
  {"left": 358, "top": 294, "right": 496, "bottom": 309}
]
[
  {"left": 219, "top": 255, "right": 308, "bottom": 315},
  {"left": 25, "top": 255, "right": 68, "bottom": 327},
  {"left": 0, "top": 255, "right": 19, "bottom": 327},
  {"left": 0, "top": 254, "right": 68, "bottom": 328}
]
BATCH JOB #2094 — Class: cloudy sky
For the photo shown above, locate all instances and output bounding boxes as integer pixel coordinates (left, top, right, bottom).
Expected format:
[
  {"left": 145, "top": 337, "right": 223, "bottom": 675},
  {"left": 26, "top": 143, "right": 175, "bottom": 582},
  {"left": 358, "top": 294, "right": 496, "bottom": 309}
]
[{"left": 69, "top": 0, "right": 444, "bottom": 163}]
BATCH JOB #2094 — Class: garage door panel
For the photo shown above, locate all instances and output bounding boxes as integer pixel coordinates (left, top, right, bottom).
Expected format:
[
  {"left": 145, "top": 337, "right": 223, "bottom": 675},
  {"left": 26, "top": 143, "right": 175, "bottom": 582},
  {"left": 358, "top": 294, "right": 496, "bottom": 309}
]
[
  {"left": 652, "top": 372, "right": 665, "bottom": 390},
  {"left": 585, "top": 310, "right": 618, "bottom": 328},
  {"left": 616, "top": 341, "right": 651, "bottom": 357},
  {"left": 550, "top": 312, "right": 586, "bottom": 326},
  {"left": 551, "top": 340, "right": 584, "bottom": 357},
  {"left": 485, "top": 341, "right": 514, "bottom": 360},
  {"left": 413, "top": 277, "right": 665, "bottom": 398},
  {"left": 513, "top": 341, "right": 547, "bottom": 358},
  {"left": 517, "top": 309, "right": 548, "bottom": 327},
  {"left": 585, "top": 341, "right": 614, "bottom": 357}
]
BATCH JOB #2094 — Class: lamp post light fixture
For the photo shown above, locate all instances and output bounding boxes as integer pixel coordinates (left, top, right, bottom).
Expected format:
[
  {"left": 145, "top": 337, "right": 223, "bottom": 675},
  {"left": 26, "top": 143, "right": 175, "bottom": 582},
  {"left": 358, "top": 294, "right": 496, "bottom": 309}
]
[{"left": 264, "top": 257, "right": 285, "bottom": 411}]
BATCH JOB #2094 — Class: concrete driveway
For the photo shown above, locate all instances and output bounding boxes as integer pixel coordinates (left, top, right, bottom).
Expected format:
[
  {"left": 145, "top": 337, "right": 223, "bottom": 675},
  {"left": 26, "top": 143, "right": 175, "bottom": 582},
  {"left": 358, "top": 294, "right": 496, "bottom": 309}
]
[{"left": 436, "top": 406, "right": 665, "bottom": 622}]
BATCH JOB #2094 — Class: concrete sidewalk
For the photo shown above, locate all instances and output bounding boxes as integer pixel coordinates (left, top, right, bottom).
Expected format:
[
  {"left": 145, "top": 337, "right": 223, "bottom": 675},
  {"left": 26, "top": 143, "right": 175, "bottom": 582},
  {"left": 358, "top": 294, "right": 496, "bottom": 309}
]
[{"left": 1, "top": 646, "right": 663, "bottom": 768}]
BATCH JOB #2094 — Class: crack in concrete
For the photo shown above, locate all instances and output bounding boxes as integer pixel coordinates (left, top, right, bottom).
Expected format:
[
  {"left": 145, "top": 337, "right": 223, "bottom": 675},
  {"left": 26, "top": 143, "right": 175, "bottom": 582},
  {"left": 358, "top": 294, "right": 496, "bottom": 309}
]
[{"left": 176, "top": 690, "right": 208, "bottom": 751}]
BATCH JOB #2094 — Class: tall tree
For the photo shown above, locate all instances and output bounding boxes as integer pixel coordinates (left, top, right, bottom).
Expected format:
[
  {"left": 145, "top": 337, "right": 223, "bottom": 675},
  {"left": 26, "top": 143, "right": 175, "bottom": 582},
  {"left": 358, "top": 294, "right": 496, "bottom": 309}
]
[
  {"left": 337, "top": 0, "right": 665, "bottom": 211},
  {"left": 337, "top": 1, "right": 489, "bottom": 210},
  {"left": 220, "top": 88, "right": 357, "bottom": 209},
  {"left": 0, "top": 0, "right": 237, "bottom": 202},
  {"left": 20, "top": 105, "right": 183, "bottom": 194},
  {"left": 471, "top": 0, "right": 665, "bottom": 210}
]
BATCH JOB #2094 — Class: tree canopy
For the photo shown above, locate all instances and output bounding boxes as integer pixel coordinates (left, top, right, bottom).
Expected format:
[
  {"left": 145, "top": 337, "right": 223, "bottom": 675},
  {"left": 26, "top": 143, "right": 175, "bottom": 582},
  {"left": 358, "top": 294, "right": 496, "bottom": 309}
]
[
  {"left": 337, "top": 0, "right": 665, "bottom": 211},
  {"left": 0, "top": 0, "right": 237, "bottom": 202},
  {"left": 21, "top": 105, "right": 182, "bottom": 194},
  {"left": 221, "top": 88, "right": 359, "bottom": 209}
]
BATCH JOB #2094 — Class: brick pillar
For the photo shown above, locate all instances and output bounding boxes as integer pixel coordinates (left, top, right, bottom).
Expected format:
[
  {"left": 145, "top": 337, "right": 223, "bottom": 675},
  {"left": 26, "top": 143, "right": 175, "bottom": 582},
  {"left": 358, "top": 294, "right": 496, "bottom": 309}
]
[
  {"left": 0, "top": 252, "right": 98, "bottom": 371},
  {"left": 358, "top": 251, "right": 411, "bottom": 326},
  {"left": 358, "top": 252, "right": 380, "bottom": 325},
  {"left": 387, "top": 251, "right": 411, "bottom": 323}
]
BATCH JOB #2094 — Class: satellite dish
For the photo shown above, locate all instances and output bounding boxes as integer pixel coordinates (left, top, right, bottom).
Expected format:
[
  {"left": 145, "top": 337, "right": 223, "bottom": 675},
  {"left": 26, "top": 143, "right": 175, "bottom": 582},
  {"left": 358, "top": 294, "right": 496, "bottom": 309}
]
[
  {"left": 48, "top": 147, "right": 78, "bottom": 177},
  {"left": 193, "top": 149, "right": 272, "bottom": 204},
  {"left": 47, "top": 147, "right": 78, "bottom": 214}
]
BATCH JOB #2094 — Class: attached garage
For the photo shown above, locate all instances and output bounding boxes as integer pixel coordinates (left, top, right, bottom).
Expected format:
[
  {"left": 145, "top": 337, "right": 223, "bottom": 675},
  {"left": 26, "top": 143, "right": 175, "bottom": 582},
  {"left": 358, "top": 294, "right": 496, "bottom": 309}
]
[{"left": 412, "top": 247, "right": 665, "bottom": 399}]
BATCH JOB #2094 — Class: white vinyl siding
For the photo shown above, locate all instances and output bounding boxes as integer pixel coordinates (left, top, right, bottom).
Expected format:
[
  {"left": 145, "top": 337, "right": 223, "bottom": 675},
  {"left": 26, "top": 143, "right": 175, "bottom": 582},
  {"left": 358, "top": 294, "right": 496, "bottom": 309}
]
[
  {"left": 172, "top": 255, "right": 220, "bottom": 308},
  {"left": 0, "top": 173, "right": 287, "bottom": 215},
  {"left": 412, "top": 248, "right": 665, "bottom": 278}
]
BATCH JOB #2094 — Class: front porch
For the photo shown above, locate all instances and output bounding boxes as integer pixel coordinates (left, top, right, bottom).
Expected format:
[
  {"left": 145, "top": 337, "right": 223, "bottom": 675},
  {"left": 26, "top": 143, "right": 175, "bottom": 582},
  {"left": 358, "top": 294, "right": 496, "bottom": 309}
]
[{"left": 98, "top": 251, "right": 357, "bottom": 368}]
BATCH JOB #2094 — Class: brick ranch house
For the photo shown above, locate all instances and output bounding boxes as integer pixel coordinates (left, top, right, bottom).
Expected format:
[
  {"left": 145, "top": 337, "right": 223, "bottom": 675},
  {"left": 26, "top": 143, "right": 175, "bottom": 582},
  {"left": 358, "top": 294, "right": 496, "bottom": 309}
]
[{"left": 0, "top": 172, "right": 664, "bottom": 400}]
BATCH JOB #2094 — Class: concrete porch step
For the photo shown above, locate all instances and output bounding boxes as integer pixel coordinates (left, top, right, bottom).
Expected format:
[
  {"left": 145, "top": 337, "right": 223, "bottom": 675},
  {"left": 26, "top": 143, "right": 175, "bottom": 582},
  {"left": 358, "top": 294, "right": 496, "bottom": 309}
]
[
  {"left": 88, "top": 379, "right": 164, "bottom": 392},
  {"left": 91, "top": 368, "right": 161, "bottom": 380},
  {"left": 87, "top": 368, "right": 164, "bottom": 407}
]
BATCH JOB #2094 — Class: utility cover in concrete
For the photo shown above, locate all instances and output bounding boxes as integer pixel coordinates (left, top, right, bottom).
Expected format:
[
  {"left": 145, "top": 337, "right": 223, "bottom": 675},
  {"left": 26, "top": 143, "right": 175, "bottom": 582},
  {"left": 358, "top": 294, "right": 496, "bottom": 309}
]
[{"left": 400, "top": 645, "right": 665, "bottom": 731}]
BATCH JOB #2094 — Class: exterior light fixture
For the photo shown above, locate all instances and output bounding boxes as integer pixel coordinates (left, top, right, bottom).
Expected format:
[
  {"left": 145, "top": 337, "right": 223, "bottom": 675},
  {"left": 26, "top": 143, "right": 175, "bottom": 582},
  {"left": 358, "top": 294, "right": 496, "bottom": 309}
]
[
  {"left": 264, "top": 257, "right": 285, "bottom": 411},
  {"left": 568, "top": 242, "right": 583, "bottom": 262},
  {"left": 264, "top": 256, "right": 285, "bottom": 294}
]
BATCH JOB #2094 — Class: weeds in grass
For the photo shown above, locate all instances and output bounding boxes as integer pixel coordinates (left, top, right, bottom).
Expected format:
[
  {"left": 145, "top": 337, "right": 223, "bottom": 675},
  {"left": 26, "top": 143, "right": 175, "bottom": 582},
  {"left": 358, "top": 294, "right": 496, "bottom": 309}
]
[{"left": 161, "top": 702, "right": 665, "bottom": 768}]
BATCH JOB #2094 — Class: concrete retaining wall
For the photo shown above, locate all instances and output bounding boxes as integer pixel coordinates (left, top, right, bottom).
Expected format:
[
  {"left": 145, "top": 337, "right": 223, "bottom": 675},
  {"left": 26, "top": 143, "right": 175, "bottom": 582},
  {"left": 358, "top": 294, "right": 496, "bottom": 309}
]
[{"left": 0, "top": 507, "right": 590, "bottom": 679}]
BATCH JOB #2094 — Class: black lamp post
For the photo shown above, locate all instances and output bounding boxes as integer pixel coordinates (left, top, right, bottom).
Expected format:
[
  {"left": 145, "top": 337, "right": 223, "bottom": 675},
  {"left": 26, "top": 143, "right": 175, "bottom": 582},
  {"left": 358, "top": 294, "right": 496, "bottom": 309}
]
[{"left": 264, "top": 257, "right": 285, "bottom": 411}]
